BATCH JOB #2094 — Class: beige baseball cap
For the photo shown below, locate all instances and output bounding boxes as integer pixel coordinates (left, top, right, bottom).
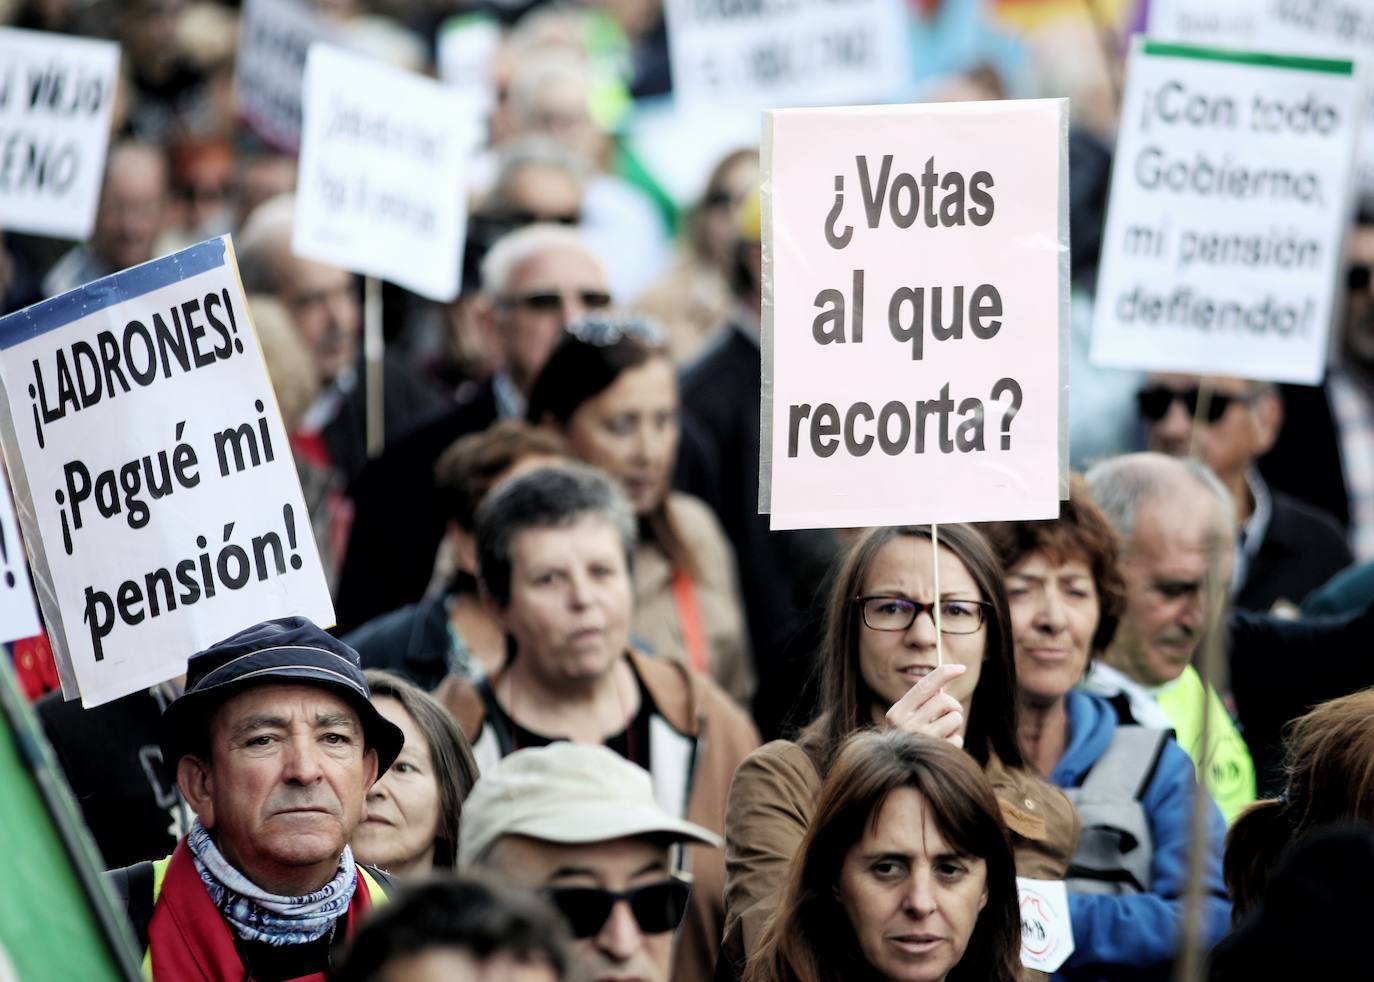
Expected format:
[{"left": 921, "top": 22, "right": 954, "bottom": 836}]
[{"left": 458, "top": 743, "right": 722, "bottom": 868}]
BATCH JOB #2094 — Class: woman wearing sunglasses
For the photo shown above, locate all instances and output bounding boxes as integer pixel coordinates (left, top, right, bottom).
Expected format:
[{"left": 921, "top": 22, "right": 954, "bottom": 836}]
[
  {"left": 526, "top": 315, "right": 754, "bottom": 706},
  {"left": 745, "top": 729, "right": 1022, "bottom": 982},
  {"left": 722, "top": 524, "right": 1077, "bottom": 978}
]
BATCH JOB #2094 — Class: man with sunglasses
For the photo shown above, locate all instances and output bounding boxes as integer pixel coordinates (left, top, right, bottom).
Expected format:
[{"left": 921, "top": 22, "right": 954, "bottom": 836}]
[
  {"left": 1136, "top": 373, "right": 1350, "bottom": 614},
  {"left": 459, "top": 743, "right": 719, "bottom": 982}
]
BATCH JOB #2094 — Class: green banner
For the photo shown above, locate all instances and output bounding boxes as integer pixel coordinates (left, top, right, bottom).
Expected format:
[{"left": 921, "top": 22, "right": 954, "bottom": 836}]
[{"left": 0, "top": 659, "right": 140, "bottom": 980}]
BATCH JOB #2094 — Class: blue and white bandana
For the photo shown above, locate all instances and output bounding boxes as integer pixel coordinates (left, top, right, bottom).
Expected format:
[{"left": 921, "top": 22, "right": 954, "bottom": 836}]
[{"left": 186, "top": 820, "right": 357, "bottom": 946}]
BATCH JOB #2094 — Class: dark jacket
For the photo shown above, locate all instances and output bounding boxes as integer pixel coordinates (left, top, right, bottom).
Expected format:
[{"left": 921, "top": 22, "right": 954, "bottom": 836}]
[
  {"left": 37, "top": 685, "right": 188, "bottom": 869},
  {"left": 677, "top": 324, "right": 837, "bottom": 737},
  {"left": 1229, "top": 599, "right": 1374, "bottom": 796},
  {"left": 335, "top": 379, "right": 499, "bottom": 631},
  {"left": 343, "top": 592, "right": 452, "bottom": 691},
  {"left": 1234, "top": 490, "right": 1352, "bottom": 614}
]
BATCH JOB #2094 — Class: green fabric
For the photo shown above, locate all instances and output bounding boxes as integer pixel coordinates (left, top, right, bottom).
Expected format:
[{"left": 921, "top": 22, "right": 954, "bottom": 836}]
[
  {"left": 1155, "top": 665, "right": 1257, "bottom": 824},
  {"left": 0, "top": 659, "right": 140, "bottom": 979}
]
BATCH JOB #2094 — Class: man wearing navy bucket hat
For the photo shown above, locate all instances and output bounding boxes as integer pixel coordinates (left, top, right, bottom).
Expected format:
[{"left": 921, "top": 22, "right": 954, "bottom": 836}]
[{"left": 107, "top": 616, "right": 405, "bottom": 982}]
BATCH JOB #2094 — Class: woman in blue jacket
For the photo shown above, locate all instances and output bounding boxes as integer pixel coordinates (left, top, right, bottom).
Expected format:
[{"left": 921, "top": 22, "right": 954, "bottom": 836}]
[{"left": 985, "top": 479, "right": 1231, "bottom": 980}]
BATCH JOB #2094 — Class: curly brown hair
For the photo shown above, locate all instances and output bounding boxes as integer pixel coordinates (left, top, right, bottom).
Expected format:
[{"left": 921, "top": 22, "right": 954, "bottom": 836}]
[{"left": 981, "top": 474, "right": 1126, "bottom": 655}]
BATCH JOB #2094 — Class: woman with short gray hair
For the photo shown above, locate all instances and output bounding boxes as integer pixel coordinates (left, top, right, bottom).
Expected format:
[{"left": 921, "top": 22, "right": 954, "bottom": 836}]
[{"left": 435, "top": 462, "right": 760, "bottom": 982}]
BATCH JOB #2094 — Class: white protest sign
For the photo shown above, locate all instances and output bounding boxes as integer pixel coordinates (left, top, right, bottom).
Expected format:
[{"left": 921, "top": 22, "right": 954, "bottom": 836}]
[
  {"left": 1148, "top": 2, "right": 1374, "bottom": 204},
  {"left": 234, "top": 0, "right": 338, "bottom": 152},
  {"left": 1017, "top": 877, "right": 1074, "bottom": 973},
  {"left": 1091, "top": 41, "right": 1360, "bottom": 384},
  {"left": 437, "top": 14, "right": 502, "bottom": 121},
  {"left": 294, "top": 45, "right": 474, "bottom": 304},
  {"left": 0, "top": 237, "right": 334, "bottom": 707},
  {"left": 764, "top": 100, "right": 1067, "bottom": 531},
  {"left": 0, "top": 466, "right": 40, "bottom": 643},
  {"left": 0, "top": 28, "right": 119, "bottom": 241},
  {"left": 665, "top": 0, "right": 910, "bottom": 111}
]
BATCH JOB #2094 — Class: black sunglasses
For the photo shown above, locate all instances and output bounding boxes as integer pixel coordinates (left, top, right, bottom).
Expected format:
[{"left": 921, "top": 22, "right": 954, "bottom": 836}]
[
  {"left": 504, "top": 289, "right": 613, "bottom": 313},
  {"left": 1135, "top": 385, "right": 1250, "bottom": 425},
  {"left": 543, "top": 874, "right": 692, "bottom": 940}
]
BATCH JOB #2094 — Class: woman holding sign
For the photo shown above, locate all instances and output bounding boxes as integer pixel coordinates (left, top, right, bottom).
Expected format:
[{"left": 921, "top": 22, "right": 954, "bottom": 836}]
[
  {"left": 722, "top": 524, "right": 1076, "bottom": 978},
  {"left": 743, "top": 729, "right": 1022, "bottom": 982},
  {"left": 982, "top": 482, "right": 1230, "bottom": 978}
]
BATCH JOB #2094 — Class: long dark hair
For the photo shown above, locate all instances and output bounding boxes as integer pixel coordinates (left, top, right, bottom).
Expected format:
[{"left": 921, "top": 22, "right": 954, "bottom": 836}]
[
  {"left": 744, "top": 729, "right": 1021, "bottom": 982},
  {"left": 798, "top": 524, "right": 1022, "bottom": 775},
  {"left": 525, "top": 324, "right": 697, "bottom": 578},
  {"left": 365, "top": 670, "right": 481, "bottom": 869}
]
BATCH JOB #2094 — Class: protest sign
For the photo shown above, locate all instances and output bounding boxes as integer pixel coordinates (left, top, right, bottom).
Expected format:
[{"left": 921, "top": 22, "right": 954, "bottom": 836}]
[
  {"left": 294, "top": 45, "right": 475, "bottom": 304},
  {"left": 437, "top": 14, "right": 502, "bottom": 121},
  {"left": 1090, "top": 41, "right": 1360, "bottom": 384},
  {"left": 1017, "top": 877, "right": 1074, "bottom": 973},
  {"left": 234, "top": 0, "right": 337, "bottom": 152},
  {"left": 0, "top": 466, "right": 40, "bottom": 644},
  {"left": 665, "top": 0, "right": 910, "bottom": 111},
  {"left": 0, "top": 237, "right": 334, "bottom": 707},
  {"left": 1148, "top": 1, "right": 1374, "bottom": 204},
  {"left": 0, "top": 28, "right": 119, "bottom": 241},
  {"left": 763, "top": 100, "right": 1068, "bottom": 531}
]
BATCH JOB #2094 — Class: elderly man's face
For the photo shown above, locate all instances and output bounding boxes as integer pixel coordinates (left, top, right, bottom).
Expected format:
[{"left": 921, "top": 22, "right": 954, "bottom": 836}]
[
  {"left": 93, "top": 147, "right": 169, "bottom": 272},
  {"left": 279, "top": 255, "right": 361, "bottom": 386},
  {"left": 1140, "top": 373, "right": 1279, "bottom": 488},
  {"left": 180, "top": 683, "right": 378, "bottom": 894},
  {"left": 489, "top": 246, "right": 609, "bottom": 397},
  {"left": 484, "top": 835, "right": 674, "bottom": 982},
  {"left": 496, "top": 515, "right": 632, "bottom": 687},
  {"left": 1110, "top": 489, "right": 1233, "bottom": 687}
]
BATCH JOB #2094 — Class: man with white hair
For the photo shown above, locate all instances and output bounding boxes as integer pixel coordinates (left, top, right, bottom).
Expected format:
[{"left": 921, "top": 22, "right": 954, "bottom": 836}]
[
  {"left": 336, "top": 224, "right": 611, "bottom": 629},
  {"left": 235, "top": 194, "right": 446, "bottom": 487},
  {"left": 1084, "top": 453, "right": 1257, "bottom": 821}
]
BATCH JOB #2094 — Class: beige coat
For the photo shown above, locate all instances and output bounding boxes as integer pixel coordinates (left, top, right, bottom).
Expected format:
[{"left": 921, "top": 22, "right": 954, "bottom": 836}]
[
  {"left": 721, "top": 739, "right": 1081, "bottom": 980},
  {"left": 438, "top": 649, "right": 761, "bottom": 982},
  {"left": 634, "top": 493, "right": 754, "bottom": 707}
]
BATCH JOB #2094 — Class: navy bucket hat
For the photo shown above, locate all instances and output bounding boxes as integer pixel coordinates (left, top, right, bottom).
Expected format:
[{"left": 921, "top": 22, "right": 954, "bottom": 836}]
[{"left": 159, "top": 616, "right": 405, "bottom": 776}]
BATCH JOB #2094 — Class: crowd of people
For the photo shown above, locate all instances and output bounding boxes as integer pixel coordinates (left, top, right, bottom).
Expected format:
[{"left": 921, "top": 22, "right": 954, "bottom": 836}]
[{"left": 7, "top": 0, "right": 1374, "bottom": 981}]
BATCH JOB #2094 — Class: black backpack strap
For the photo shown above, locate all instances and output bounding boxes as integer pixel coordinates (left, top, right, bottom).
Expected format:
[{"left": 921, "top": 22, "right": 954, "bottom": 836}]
[{"left": 108, "top": 860, "right": 156, "bottom": 953}]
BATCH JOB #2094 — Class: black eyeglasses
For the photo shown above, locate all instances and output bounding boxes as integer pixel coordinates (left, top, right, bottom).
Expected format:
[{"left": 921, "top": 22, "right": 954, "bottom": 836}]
[
  {"left": 855, "top": 596, "right": 991, "bottom": 635},
  {"left": 502, "top": 289, "right": 613, "bottom": 313},
  {"left": 566, "top": 314, "right": 665, "bottom": 347},
  {"left": 543, "top": 874, "right": 692, "bottom": 939},
  {"left": 1135, "top": 385, "right": 1254, "bottom": 425}
]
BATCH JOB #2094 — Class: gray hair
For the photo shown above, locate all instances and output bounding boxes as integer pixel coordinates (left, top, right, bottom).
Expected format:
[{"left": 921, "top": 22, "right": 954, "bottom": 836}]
[
  {"left": 475, "top": 462, "right": 636, "bottom": 606},
  {"left": 491, "top": 137, "right": 587, "bottom": 206},
  {"left": 1085, "top": 452, "right": 1235, "bottom": 546},
  {"left": 478, "top": 222, "right": 601, "bottom": 298},
  {"left": 235, "top": 192, "right": 296, "bottom": 295}
]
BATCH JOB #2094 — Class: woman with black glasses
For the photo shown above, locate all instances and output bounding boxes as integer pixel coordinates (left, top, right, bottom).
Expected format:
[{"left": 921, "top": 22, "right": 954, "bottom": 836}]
[{"left": 721, "top": 524, "right": 1078, "bottom": 979}]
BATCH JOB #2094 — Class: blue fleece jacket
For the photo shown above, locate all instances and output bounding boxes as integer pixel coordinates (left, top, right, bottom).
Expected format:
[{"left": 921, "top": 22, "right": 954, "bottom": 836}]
[{"left": 1050, "top": 690, "right": 1231, "bottom": 981}]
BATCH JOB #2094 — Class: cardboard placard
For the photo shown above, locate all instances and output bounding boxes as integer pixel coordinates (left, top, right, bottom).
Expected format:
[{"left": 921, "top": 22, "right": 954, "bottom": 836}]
[
  {"left": 0, "top": 27, "right": 119, "bottom": 241},
  {"left": 664, "top": 0, "right": 910, "bottom": 111},
  {"left": 294, "top": 44, "right": 475, "bottom": 303},
  {"left": 762, "top": 99, "right": 1068, "bottom": 531},
  {"left": 1091, "top": 41, "right": 1360, "bottom": 384},
  {"left": 0, "top": 237, "right": 334, "bottom": 707},
  {"left": 234, "top": 0, "right": 338, "bottom": 152}
]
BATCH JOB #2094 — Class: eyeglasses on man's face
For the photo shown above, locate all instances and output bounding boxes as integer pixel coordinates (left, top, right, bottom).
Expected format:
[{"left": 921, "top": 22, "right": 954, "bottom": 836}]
[
  {"left": 854, "top": 596, "right": 990, "bottom": 634},
  {"left": 1134, "top": 385, "right": 1258, "bottom": 426},
  {"left": 543, "top": 873, "right": 692, "bottom": 940},
  {"left": 501, "top": 289, "right": 613, "bottom": 314}
]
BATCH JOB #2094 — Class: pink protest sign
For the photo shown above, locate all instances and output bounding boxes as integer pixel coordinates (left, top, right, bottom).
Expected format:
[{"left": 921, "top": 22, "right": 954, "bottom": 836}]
[{"left": 762, "top": 100, "right": 1068, "bottom": 531}]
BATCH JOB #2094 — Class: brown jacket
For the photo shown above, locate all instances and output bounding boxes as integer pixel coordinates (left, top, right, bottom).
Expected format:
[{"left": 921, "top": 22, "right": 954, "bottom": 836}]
[
  {"left": 721, "top": 739, "right": 1080, "bottom": 980},
  {"left": 438, "top": 650, "right": 761, "bottom": 982},
  {"left": 634, "top": 493, "right": 754, "bottom": 707}
]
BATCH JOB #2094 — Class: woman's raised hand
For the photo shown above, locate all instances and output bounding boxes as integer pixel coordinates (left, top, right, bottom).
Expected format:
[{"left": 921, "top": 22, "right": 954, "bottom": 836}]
[{"left": 884, "top": 663, "right": 967, "bottom": 749}]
